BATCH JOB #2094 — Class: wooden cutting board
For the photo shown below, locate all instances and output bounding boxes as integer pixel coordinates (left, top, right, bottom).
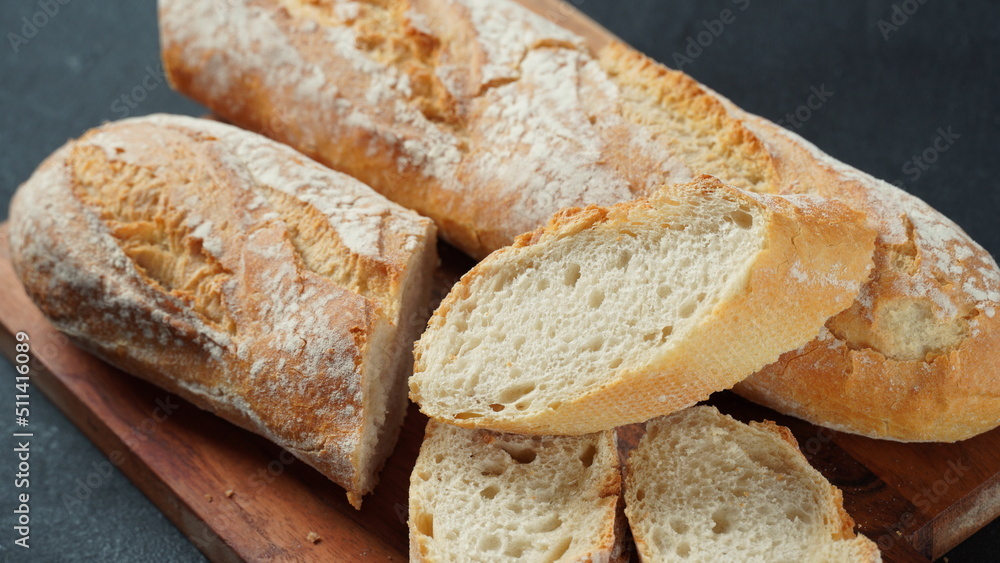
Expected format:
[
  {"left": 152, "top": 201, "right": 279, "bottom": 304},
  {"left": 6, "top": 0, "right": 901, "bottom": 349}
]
[{"left": 2, "top": 2, "right": 998, "bottom": 562}]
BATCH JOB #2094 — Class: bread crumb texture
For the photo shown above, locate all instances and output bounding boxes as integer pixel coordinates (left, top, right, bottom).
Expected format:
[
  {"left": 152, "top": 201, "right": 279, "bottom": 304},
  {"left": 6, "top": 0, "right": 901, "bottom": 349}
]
[
  {"left": 625, "top": 407, "right": 881, "bottom": 563},
  {"left": 409, "top": 421, "right": 624, "bottom": 562}
]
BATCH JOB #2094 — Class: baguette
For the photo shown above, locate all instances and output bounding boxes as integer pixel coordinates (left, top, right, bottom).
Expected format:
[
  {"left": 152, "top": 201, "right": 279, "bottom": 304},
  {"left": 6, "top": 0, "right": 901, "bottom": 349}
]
[
  {"left": 160, "top": 0, "right": 1000, "bottom": 441},
  {"left": 411, "top": 177, "right": 875, "bottom": 435},
  {"left": 727, "top": 113, "right": 1000, "bottom": 441},
  {"left": 409, "top": 420, "right": 627, "bottom": 562},
  {"left": 625, "top": 406, "right": 881, "bottom": 562},
  {"left": 7, "top": 114, "right": 438, "bottom": 508}
]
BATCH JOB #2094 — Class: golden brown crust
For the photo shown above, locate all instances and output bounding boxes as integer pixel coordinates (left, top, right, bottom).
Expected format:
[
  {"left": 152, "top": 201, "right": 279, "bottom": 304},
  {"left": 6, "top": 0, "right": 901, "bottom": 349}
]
[
  {"left": 413, "top": 176, "right": 876, "bottom": 435},
  {"left": 8, "top": 114, "right": 438, "bottom": 508},
  {"left": 159, "top": 0, "right": 709, "bottom": 259},
  {"left": 730, "top": 114, "right": 1000, "bottom": 442},
  {"left": 161, "top": 0, "right": 1000, "bottom": 441},
  {"left": 597, "top": 41, "right": 781, "bottom": 194}
]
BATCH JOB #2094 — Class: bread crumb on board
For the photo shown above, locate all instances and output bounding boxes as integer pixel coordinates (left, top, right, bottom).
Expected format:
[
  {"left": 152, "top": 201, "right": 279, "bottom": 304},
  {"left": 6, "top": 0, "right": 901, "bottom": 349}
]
[
  {"left": 204, "top": 494, "right": 213, "bottom": 503},
  {"left": 225, "top": 489, "right": 235, "bottom": 498},
  {"left": 307, "top": 532, "right": 321, "bottom": 544}
]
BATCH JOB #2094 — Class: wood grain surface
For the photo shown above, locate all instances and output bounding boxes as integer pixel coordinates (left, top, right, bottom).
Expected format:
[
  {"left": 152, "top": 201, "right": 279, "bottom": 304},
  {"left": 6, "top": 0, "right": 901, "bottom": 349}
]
[{"left": 1, "top": 2, "right": 998, "bottom": 562}]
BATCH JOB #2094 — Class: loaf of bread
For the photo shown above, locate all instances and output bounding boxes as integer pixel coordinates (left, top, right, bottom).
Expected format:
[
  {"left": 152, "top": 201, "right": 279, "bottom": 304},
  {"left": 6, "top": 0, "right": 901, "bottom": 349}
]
[
  {"left": 625, "top": 406, "right": 881, "bottom": 562},
  {"left": 7, "top": 114, "right": 438, "bottom": 508},
  {"left": 409, "top": 420, "right": 627, "bottom": 562},
  {"left": 160, "top": 0, "right": 1000, "bottom": 441},
  {"left": 728, "top": 111, "right": 1000, "bottom": 442},
  {"left": 411, "top": 177, "right": 875, "bottom": 435}
]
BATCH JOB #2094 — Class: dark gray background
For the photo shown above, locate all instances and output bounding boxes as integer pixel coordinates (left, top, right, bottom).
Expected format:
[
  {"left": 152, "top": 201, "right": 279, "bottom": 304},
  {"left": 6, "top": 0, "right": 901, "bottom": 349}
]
[{"left": 0, "top": 0, "right": 997, "bottom": 561}]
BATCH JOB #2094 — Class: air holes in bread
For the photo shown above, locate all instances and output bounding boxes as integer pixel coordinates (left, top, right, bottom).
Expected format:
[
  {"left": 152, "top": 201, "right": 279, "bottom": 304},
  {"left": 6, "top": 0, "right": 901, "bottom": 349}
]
[
  {"left": 679, "top": 299, "right": 697, "bottom": 319},
  {"left": 499, "top": 383, "right": 536, "bottom": 404},
  {"left": 589, "top": 290, "right": 605, "bottom": 308},
  {"left": 504, "top": 542, "right": 526, "bottom": 558},
  {"left": 579, "top": 444, "right": 598, "bottom": 468},
  {"left": 711, "top": 507, "right": 735, "bottom": 534},
  {"left": 478, "top": 534, "right": 501, "bottom": 552},
  {"left": 500, "top": 444, "right": 537, "bottom": 464},
  {"left": 549, "top": 537, "right": 573, "bottom": 561},
  {"left": 414, "top": 512, "right": 434, "bottom": 538},
  {"left": 785, "top": 508, "right": 809, "bottom": 523},
  {"left": 727, "top": 209, "right": 754, "bottom": 229},
  {"left": 531, "top": 514, "right": 563, "bottom": 533},
  {"left": 670, "top": 519, "right": 688, "bottom": 535},
  {"left": 582, "top": 336, "right": 604, "bottom": 352},
  {"left": 564, "top": 263, "right": 581, "bottom": 286},
  {"left": 676, "top": 542, "right": 691, "bottom": 557}
]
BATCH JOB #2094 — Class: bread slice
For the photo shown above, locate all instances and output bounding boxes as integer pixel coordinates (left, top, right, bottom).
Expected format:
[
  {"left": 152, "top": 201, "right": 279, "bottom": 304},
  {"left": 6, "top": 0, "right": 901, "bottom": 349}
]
[
  {"left": 625, "top": 406, "right": 881, "bottom": 562},
  {"left": 408, "top": 420, "right": 627, "bottom": 562},
  {"left": 411, "top": 176, "right": 875, "bottom": 435},
  {"left": 8, "top": 114, "right": 438, "bottom": 508}
]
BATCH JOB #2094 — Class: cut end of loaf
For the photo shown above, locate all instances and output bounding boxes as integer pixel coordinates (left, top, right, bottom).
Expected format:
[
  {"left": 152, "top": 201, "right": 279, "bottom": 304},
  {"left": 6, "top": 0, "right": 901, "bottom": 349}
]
[
  {"left": 408, "top": 420, "right": 623, "bottom": 562},
  {"left": 8, "top": 113, "right": 439, "bottom": 509},
  {"left": 625, "top": 406, "right": 881, "bottom": 562}
]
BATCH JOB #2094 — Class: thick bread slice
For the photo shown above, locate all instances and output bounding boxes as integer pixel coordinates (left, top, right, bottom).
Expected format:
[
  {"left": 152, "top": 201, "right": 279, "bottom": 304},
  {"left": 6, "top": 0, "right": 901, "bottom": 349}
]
[
  {"left": 411, "top": 177, "right": 875, "bottom": 435},
  {"left": 625, "top": 406, "right": 881, "bottom": 562},
  {"left": 409, "top": 420, "right": 627, "bottom": 562},
  {"left": 161, "top": 0, "right": 1000, "bottom": 441},
  {"left": 8, "top": 114, "right": 438, "bottom": 508}
]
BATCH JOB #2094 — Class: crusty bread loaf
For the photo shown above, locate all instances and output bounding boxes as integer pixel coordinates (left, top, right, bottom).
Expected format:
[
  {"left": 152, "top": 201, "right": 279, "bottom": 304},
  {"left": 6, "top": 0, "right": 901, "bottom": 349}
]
[
  {"left": 7, "top": 114, "right": 438, "bottom": 508},
  {"left": 409, "top": 420, "right": 627, "bottom": 562},
  {"left": 625, "top": 406, "right": 881, "bottom": 562},
  {"left": 411, "top": 177, "right": 875, "bottom": 435},
  {"left": 160, "top": 0, "right": 1000, "bottom": 441},
  {"left": 725, "top": 112, "right": 1000, "bottom": 442}
]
